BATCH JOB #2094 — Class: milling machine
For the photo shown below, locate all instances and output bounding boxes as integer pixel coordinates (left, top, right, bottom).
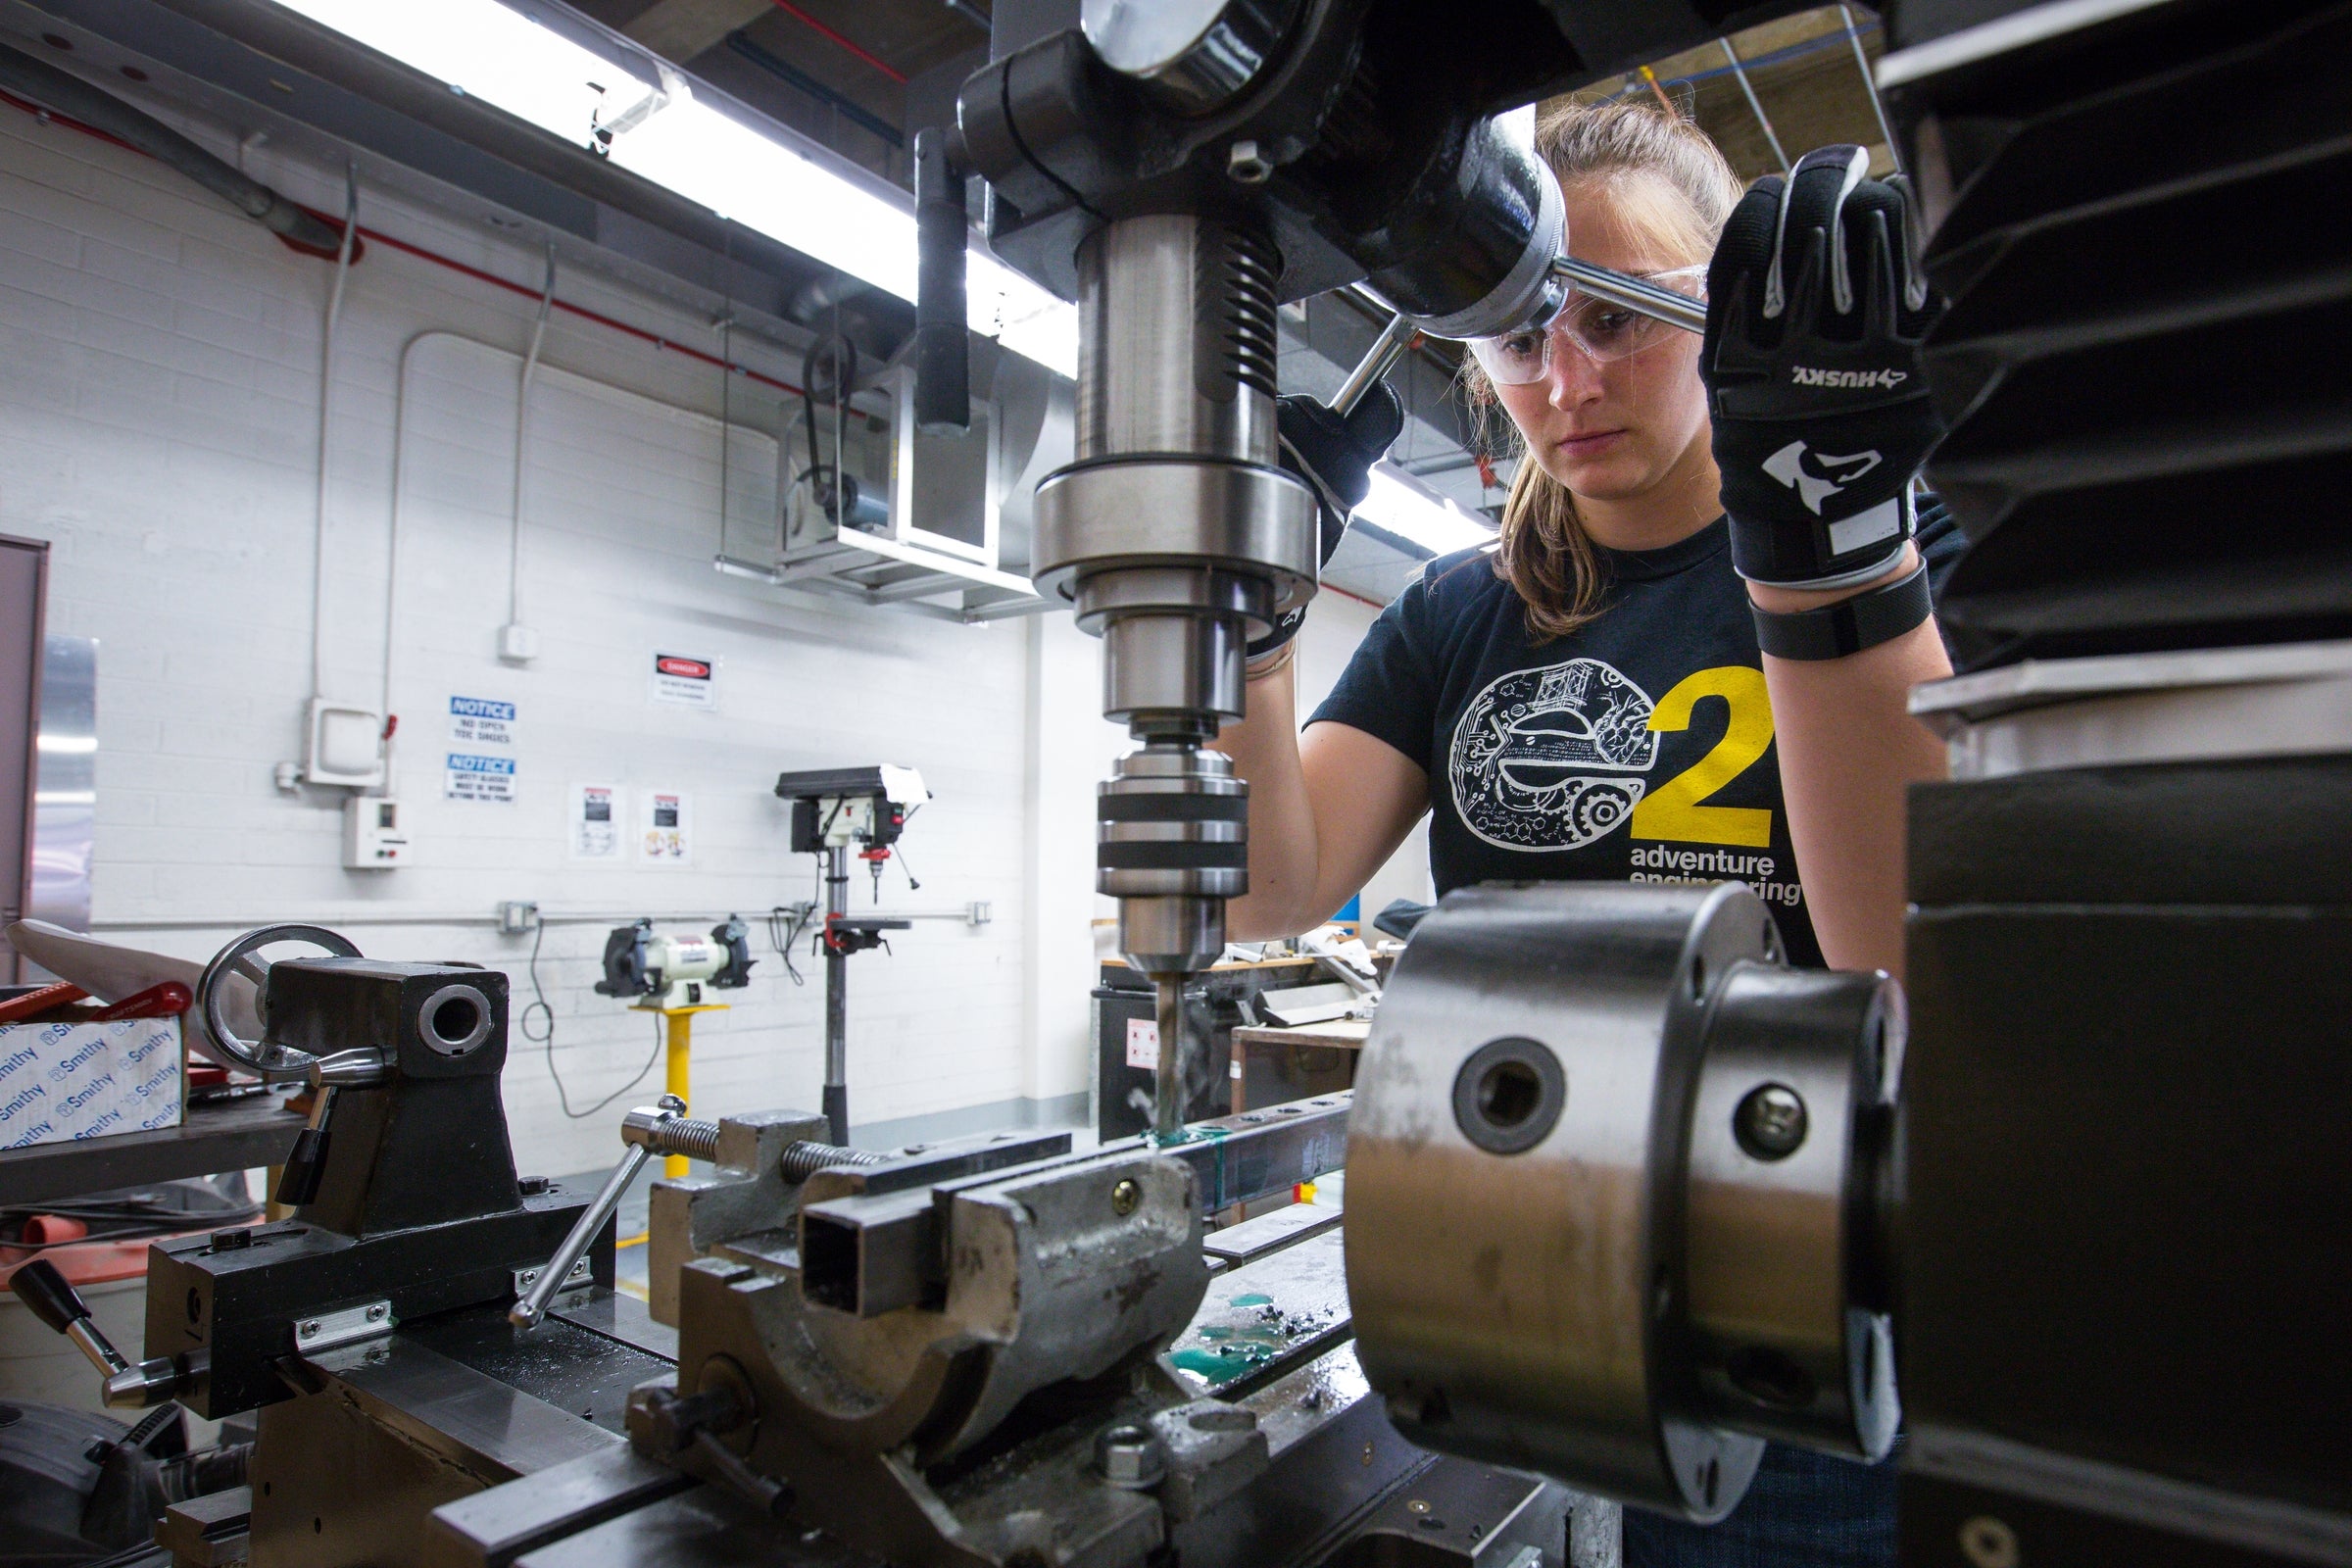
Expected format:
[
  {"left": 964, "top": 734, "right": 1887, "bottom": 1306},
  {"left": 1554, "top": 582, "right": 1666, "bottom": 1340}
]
[{"left": 30, "top": 2, "right": 2352, "bottom": 1566}]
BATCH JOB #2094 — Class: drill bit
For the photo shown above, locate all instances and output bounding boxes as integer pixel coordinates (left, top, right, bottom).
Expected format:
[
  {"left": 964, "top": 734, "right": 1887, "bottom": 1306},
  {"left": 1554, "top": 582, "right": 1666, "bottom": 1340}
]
[{"left": 1153, "top": 975, "right": 1189, "bottom": 1144}]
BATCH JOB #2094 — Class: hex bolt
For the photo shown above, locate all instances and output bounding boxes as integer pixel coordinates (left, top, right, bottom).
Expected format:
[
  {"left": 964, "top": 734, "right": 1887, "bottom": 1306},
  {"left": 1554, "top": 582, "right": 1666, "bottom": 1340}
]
[
  {"left": 1110, "top": 1178, "right": 1142, "bottom": 1216},
  {"left": 1227, "top": 139, "right": 1271, "bottom": 183},
  {"left": 300, "top": 1320, "right": 319, "bottom": 1337},
  {"left": 1734, "top": 1083, "right": 1808, "bottom": 1160},
  {"left": 366, "top": 1304, "right": 386, "bottom": 1322},
  {"left": 1095, "top": 1422, "right": 1164, "bottom": 1489},
  {"left": 1959, "top": 1515, "right": 2019, "bottom": 1568}
]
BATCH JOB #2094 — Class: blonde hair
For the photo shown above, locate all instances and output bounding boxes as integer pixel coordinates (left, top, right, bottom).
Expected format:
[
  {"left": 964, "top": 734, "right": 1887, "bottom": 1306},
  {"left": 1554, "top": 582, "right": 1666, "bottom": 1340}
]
[{"left": 1468, "top": 100, "right": 1746, "bottom": 641}]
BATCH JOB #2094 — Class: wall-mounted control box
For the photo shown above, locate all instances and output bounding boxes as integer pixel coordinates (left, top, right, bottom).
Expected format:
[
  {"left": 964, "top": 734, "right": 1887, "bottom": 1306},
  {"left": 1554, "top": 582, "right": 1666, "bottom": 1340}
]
[{"left": 342, "top": 796, "right": 407, "bottom": 869}]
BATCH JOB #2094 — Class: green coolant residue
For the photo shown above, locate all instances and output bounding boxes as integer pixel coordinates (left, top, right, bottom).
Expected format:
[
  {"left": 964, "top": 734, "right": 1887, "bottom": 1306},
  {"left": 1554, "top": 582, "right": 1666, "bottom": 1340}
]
[
  {"left": 1227, "top": 1293, "right": 1272, "bottom": 1307},
  {"left": 1170, "top": 1337, "right": 1282, "bottom": 1386}
]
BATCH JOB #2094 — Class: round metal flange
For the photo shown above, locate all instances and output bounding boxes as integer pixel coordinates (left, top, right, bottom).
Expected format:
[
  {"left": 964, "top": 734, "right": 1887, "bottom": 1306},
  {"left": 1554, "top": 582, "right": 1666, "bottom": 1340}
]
[
  {"left": 1348, "top": 881, "right": 1902, "bottom": 1520},
  {"left": 1031, "top": 459, "right": 1318, "bottom": 619},
  {"left": 1348, "top": 881, "right": 1767, "bottom": 1519},
  {"left": 417, "top": 982, "right": 494, "bottom": 1057}
]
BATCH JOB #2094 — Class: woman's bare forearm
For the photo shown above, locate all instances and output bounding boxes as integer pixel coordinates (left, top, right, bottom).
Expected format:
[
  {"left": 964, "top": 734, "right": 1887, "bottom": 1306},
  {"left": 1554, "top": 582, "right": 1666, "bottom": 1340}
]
[
  {"left": 1216, "top": 664, "right": 1431, "bottom": 940},
  {"left": 1216, "top": 662, "right": 1325, "bottom": 939},
  {"left": 1751, "top": 546, "right": 1952, "bottom": 979}
]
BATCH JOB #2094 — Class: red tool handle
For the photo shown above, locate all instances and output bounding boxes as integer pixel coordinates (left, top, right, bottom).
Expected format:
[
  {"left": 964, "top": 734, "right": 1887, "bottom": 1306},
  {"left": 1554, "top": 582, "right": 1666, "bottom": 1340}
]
[
  {"left": 0, "top": 982, "right": 88, "bottom": 1025},
  {"left": 88, "top": 981, "right": 193, "bottom": 1021}
]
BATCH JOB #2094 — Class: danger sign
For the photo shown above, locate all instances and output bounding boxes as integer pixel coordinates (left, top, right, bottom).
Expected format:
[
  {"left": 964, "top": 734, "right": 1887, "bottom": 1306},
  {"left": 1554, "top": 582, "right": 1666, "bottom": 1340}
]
[{"left": 651, "top": 652, "right": 717, "bottom": 709}]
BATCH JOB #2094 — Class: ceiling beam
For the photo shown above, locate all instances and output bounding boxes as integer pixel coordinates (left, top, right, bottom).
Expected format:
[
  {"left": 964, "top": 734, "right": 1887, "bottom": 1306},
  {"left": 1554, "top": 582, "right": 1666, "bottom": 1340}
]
[{"left": 622, "top": 0, "right": 770, "bottom": 62}]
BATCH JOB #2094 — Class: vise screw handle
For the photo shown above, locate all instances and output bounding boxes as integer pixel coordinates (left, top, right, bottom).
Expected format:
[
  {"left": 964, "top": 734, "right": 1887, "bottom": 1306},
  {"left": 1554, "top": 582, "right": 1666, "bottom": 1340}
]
[{"left": 511, "top": 1095, "right": 696, "bottom": 1329}]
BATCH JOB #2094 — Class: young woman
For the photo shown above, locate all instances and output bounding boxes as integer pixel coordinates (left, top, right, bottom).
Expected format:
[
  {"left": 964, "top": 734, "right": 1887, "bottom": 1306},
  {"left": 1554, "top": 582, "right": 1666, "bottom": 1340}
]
[{"left": 1226, "top": 102, "right": 1959, "bottom": 1564}]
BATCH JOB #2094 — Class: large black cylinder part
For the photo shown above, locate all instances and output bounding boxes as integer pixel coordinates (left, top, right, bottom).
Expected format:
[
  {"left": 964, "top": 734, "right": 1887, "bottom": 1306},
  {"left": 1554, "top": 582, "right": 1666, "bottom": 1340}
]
[{"left": 1886, "top": 1, "right": 2352, "bottom": 1561}]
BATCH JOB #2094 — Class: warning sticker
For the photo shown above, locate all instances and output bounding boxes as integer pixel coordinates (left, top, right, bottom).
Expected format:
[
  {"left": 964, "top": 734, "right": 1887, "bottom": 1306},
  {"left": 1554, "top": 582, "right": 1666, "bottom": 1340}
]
[
  {"left": 640, "top": 788, "right": 692, "bottom": 863},
  {"left": 445, "top": 753, "right": 515, "bottom": 805},
  {"left": 651, "top": 653, "right": 716, "bottom": 710},
  {"left": 1125, "top": 1017, "right": 1159, "bottom": 1070},
  {"left": 570, "top": 781, "right": 620, "bottom": 859}
]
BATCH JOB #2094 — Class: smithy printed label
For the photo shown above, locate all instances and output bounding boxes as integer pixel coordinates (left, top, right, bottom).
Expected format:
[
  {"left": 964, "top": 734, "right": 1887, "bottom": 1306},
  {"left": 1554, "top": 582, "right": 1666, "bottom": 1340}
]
[{"left": 0, "top": 1018, "right": 181, "bottom": 1149}]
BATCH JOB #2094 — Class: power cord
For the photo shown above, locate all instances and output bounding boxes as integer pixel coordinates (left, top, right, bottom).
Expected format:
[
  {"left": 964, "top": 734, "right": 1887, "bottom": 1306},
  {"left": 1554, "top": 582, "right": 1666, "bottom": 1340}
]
[
  {"left": 522, "top": 917, "right": 668, "bottom": 1120},
  {"left": 766, "top": 902, "right": 817, "bottom": 985}
]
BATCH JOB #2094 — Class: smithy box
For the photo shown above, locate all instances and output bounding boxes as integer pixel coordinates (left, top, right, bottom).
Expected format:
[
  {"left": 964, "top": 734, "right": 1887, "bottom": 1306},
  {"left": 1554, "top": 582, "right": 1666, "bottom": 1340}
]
[{"left": 0, "top": 1016, "right": 182, "bottom": 1150}]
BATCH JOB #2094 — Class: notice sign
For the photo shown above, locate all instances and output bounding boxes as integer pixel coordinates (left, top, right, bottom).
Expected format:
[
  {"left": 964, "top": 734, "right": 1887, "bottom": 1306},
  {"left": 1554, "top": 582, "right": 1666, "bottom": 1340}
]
[
  {"left": 448, "top": 694, "right": 516, "bottom": 749},
  {"left": 569, "top": 781, "right": 620, "bottom": 859},
  {"left": 651, "top": 653, "right": 716, "bottom": 710},
  {"left": 1125, "top": 1017, "right": 1158, "bottom": 1071},
  {"left": 446, "top": 752, "right": 515, "bottom": 804},
  {"left": 640, "top": 788, "right": 692, "bottom": 863}
]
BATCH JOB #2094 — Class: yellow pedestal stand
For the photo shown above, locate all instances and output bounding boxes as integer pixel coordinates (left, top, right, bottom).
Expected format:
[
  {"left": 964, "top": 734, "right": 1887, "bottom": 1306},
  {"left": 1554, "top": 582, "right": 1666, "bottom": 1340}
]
[{"left": 635, "top": 1003, "right": 726, "bottom": 1177}]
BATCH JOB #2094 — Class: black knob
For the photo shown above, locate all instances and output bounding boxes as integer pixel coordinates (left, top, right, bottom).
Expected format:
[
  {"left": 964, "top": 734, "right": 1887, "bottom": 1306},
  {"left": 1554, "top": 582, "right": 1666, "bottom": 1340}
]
[
  {"left": 274, "top": 1125, "right": 331, "bottom": 1206},
  {"left": 10, "top": 1259, "right": 90, "bottom": 1334}
]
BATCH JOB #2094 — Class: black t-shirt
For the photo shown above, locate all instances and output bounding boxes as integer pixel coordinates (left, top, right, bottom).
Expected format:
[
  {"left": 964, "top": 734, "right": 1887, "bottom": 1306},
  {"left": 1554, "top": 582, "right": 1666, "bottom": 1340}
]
[{"left": 1311, "top": 505, "right": 1963, "bottom": 970}]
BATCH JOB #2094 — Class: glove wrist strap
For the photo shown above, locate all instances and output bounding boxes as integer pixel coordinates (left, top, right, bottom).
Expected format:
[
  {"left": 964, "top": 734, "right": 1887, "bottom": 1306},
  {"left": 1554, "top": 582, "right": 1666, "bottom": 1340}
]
[
  {"left": 1751, "top": 558, "right": 1933, "bottom": 662},
  {"left": 1731, "top": 484, "right": 1917, "bottom": 591}
]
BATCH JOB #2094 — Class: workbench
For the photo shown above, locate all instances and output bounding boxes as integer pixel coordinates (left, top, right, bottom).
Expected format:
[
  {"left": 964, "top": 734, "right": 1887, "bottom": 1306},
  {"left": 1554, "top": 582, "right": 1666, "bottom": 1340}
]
[
  {"left": 1092, "top": 956, "right": 1328, "bottom": 1140},
  {"left": 0, "top": 1091, "right": 306, "bottom": 1208},
  {"left": 1230, "top": 1017, "right": 1368, "bottom": 1112}
]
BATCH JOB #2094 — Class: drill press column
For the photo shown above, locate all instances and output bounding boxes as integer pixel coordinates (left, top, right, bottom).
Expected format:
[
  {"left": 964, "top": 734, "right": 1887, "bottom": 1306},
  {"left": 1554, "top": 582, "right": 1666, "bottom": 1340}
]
[{"left": 1033, "top": 212, "right": 1318, "bottom": 1141}]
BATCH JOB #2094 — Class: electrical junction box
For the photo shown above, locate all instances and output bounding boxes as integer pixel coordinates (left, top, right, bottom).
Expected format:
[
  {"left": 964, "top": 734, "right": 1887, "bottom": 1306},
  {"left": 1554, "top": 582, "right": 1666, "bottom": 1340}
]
[
  {"left": 306, "top": 698, "right": 385, "bottom": 787},
  {"left": 343, "top": 797, "right": 408, "bottom": 869}
]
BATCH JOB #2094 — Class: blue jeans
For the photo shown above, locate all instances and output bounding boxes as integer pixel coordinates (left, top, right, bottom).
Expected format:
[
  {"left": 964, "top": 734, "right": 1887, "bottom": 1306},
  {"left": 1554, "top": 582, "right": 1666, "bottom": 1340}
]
[{"left": 1623, "top": 1444, "right": 1896, "bottom": 1568}]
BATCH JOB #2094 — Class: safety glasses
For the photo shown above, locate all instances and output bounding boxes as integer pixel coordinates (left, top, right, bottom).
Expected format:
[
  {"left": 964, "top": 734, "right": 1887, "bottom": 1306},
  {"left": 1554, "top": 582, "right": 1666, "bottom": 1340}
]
[{"left": 1470, "top": 265, "right": 1708, "bottom": 385}]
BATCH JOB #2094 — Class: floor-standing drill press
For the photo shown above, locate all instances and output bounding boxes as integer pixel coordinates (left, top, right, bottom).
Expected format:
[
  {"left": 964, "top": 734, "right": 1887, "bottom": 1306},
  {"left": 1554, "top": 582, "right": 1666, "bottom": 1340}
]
[{"left": 775, "top": 765, "right": 926, "bottom": 1143}]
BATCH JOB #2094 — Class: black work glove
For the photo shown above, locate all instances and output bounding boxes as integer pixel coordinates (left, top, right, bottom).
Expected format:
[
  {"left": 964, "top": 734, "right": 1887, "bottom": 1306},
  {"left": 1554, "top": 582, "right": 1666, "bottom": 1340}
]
[
  {"left": 1251, "top": 383, "right": 1405, "bottom": 658},
  {"left": 1703, "top": 146, "right": 1944, "bottom": 590}
]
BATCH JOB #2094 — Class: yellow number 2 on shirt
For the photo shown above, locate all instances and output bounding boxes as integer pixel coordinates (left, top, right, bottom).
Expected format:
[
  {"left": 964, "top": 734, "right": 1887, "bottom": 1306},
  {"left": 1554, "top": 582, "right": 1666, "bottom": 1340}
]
[{"left": 1629, "top": 665, "right": 1775, "bottom": 848}]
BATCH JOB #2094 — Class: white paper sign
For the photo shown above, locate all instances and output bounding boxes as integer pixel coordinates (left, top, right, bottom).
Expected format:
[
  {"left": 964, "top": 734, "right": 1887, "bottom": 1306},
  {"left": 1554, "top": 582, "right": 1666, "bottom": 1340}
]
[
  {"left": 569, "top": 781, "right": 620, "bottom": 859},
  {"left": 639, "top": 788, "right": 692, "bottom": 863},
  {"left": 445, "top": 752, "right": 515, "bottom": 804},
  {"left": 447, "top": 694, "right": 516, "bottom": 749},
  {"left": 1125, "top": 1017, "right": 1158, "bottom": 1070},
  {"left": 651, "top": 653, "right": 716, "bottom": 709}
]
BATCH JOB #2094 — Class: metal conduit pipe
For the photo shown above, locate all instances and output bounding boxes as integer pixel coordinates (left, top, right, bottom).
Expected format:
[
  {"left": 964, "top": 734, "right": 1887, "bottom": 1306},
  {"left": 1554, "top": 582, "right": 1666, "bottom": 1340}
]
[{"left": 0, "top": 40, "right": 348, "bottom": 256}]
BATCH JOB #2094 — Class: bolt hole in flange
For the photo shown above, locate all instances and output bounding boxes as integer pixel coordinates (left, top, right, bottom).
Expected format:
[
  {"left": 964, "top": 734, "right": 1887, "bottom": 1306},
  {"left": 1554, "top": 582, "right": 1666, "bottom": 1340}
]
[
  {"left": 1450, "top": 1038, "right": 1565, "bottom": 1154},
  {"left": 419, "top": 985, "right": 491, "bottom": 1055}
]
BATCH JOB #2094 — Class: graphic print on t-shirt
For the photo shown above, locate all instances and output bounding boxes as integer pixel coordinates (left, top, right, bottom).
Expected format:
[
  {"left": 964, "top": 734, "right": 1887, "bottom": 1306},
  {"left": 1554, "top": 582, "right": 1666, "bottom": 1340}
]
[{"left": 1447, "top": 657, "right": 1659, "bottom": 850}]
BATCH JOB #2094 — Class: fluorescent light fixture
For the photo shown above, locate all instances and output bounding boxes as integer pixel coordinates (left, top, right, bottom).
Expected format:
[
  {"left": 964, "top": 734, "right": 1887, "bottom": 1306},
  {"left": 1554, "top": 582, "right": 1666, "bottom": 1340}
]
[
  {"left": 34, "top": 734, "right": 98, "bottom": 754},
  {"left": 268, "top": 0, "right": 1078, "bottom": 376},
  {"left": 1352, "top": 465, "right": 1497, "bottom": 559}
]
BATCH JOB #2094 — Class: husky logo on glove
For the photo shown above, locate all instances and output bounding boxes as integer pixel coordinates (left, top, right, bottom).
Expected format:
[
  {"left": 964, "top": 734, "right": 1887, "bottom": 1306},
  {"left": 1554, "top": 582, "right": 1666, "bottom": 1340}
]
[
  {"left": 1762, "top": 440, "right": 1882, "bottom": 515},
  {"left": 1790, "top": 366, "right": 1908, "bottom": 389}
]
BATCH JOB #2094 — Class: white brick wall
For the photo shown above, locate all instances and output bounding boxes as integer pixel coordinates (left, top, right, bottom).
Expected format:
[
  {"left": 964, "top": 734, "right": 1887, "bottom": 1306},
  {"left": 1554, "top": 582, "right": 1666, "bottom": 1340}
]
[{"left": 0, "top": 107, "right": 1422, "bottom": 1176}]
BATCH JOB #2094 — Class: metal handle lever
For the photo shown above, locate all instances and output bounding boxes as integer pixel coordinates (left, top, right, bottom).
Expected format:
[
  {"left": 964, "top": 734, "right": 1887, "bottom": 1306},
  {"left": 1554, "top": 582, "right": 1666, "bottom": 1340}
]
[
  {"left": 272, "top": 1050, "right": 391, "bottom": 1208},
  {"left": 12, "top": 1259, "right": 203, "bottom": 1408},
  {"left": 11, "top": 1258, "right": 125, "bottom": 1374},
  {"left": 1550, "top": 256, "right": 1709, "bottom": 335},
  {"left": 1330, "top": 305, "right": 1420, "bottom": 417},
  {"left": 511, "top": 1095, "right": 695, "bottom": 1330}
]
